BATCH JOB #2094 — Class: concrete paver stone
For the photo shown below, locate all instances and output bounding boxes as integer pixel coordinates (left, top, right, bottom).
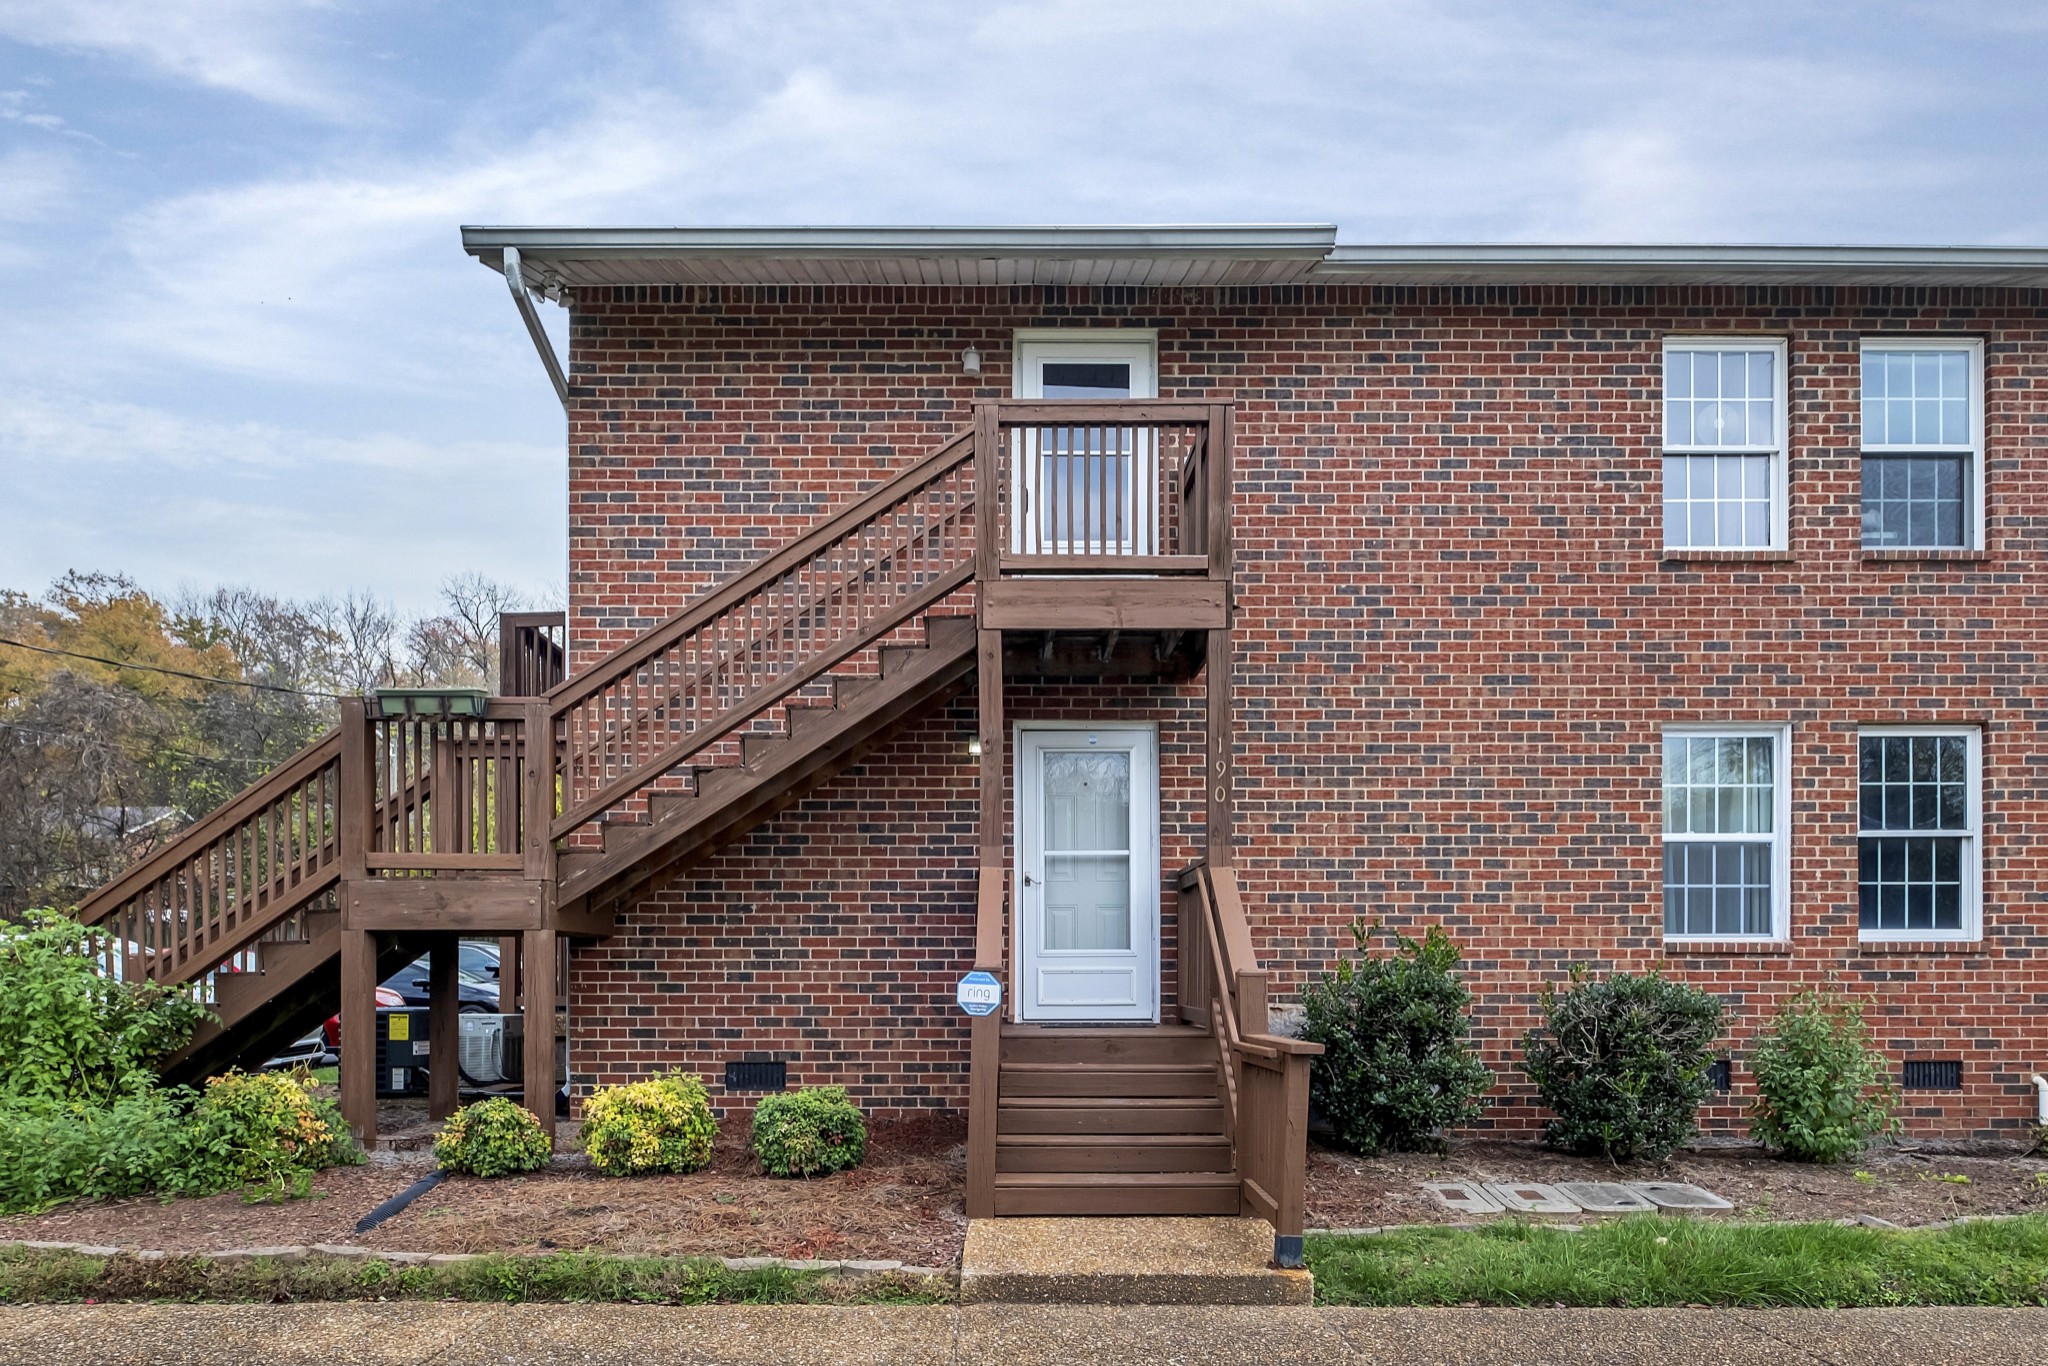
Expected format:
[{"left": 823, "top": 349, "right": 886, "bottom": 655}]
[
  {"left": 1482, "top": 1181, "right": 1581, "bottom": 1214},
  {"left": 1629, "top": 1181, "right": 1735, "bottom": 1211},
  {"left": 1422, "top": 1180, "right": 1504, "bottom": 1215},
  {"left": 960, "top": 1217, "right": 1311, "bottom": 1306},
  {"left": 1556, "top": 1181, "right": 1660, "bottom": 1214}
]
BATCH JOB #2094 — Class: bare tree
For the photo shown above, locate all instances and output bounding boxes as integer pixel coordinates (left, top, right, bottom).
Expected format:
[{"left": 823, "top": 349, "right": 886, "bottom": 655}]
[
  {"left": 313, "top": 591, "right": 402, "bottom": 696},
  {"left": 400, "top": 574, "right": 528, "bottom": 691}
]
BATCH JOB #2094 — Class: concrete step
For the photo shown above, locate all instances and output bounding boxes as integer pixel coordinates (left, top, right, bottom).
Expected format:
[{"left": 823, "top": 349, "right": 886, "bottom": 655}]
[{"left": 959, "top": 1216, "right": 1312, "bottom": 1305}]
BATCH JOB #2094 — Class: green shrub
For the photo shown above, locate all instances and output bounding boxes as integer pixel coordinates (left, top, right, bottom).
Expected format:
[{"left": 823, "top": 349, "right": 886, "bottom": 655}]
[
  {"left": 1522, "top": 969, "right": 1724, "bottom": 1161},
  {"left": 433, "top": 1097, "right": 553, "bottom": 1177},
  {"left": 171, "top": 1070, "right": 361, "bottom": 1200},
  {"left": 1749, "top": 990, "right": 1899, "bottom": 1162},
  {"left": 0, "top": 911, "right": 208, "bottom": 1107},
  {"left": 0, "top": 1088, "right": 190, "bottom": 1214},
  {"left": 1299, "top": 921, "right": 1492, "bottom": 1154},
  {"left": 750, "top": 1087, "right": 867, "bottom": 1178},
  {"left": 579, "top": 1071, "right": 717, "bottom": 1176}
]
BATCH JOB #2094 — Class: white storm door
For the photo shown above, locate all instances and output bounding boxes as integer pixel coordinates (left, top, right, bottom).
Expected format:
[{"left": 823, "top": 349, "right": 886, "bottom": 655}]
[
  {"left": 1015, "top": 726, "right": 1159, "bottom": 1022},
  {"left": 1011, "top": 333, "right": 1159, "bottom": 558}
]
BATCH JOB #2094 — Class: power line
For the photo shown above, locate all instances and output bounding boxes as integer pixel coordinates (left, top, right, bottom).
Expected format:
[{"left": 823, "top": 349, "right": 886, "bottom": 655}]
[{"left": 0, "top": 636, "right": 350, "bottom": 700}]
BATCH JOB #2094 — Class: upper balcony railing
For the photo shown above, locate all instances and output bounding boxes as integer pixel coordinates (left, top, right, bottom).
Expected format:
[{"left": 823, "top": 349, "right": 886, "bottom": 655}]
[{"left": 978, "top": 401, "right": 1229, "bottom": 578}]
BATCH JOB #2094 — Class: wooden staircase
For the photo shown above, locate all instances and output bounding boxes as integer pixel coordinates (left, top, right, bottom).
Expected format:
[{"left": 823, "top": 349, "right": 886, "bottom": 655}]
[{"left": 994, "top": 1024, "right": 1239, "bottom": 1215}]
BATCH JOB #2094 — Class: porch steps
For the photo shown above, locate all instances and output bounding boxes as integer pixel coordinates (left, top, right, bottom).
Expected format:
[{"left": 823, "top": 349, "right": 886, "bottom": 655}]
[{"left": 994, "top": 1023, "right": 1237, "bottom": 1217}]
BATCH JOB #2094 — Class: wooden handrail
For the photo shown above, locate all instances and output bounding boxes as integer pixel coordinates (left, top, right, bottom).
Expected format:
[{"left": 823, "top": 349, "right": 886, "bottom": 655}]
[
  {"left": 545, "top": 433, "right": 973, "bottom": 712},
  {"left": 76, "top": 729, "right": 343, "bottom": 928}
]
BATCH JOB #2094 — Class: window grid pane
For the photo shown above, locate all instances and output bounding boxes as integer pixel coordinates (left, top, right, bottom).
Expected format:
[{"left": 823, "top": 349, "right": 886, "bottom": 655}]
[
  {"left": 1665, "top": 348, "right": 1777, "bottom": 449},
  {"left": 1861, "top": 456, "right": 1967, "bottom": 548},
  {"left": 1664, "top": 454, "right": 1773, "bottom": 549},
  {"left": 1663, "top": 733, "right": 1777, "bottom": 937},
  {"left": 1862, "top": 349, "right": 1972, "bottom": 448},
  {"left": 1857, "top": 734, "right": 1971, "bottom": 935}
]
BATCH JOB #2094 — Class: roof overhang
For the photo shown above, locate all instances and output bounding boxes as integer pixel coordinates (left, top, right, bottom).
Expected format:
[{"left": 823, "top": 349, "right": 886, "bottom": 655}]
[
  {"left": 460, "top": 224, "right": 1340, "bottom": 289},
  {"left": 462, "top": 225, "right": 2048, "bottom": 291},
  {"left": 1312, "top": 243, "right": 2048, "bottom": 288}
]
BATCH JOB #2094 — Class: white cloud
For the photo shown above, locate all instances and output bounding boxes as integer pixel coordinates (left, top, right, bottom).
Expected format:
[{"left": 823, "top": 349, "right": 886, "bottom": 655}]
[
  {"left": 0, "top": 0, "right": 352, "bottom": 118},
  {"left": 0, "top": 389, "right": 563, "bottom": 610}
]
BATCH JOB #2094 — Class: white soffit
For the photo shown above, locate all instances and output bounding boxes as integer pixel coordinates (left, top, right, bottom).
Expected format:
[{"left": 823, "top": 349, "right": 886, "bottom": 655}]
[
  {"left": 459, "top": 224, "right": 1339, "bottom": 289},
  {"left": 460, "top": 226, "right": 2048, "bottom": 290}
]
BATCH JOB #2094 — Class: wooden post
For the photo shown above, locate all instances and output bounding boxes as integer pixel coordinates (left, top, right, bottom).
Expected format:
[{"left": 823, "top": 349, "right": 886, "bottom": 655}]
[
  {"left": 965, "top": 625, "right": 1005, "bottom": 1221},
  {"left": 1273, "top": 1052, "right": 1312, "bottom": 1269},
  {"left": 521, "top": 926, "right": 558, "bottom": 1146},
  {"left": 428, "top": 933, "right": 459, "bottom": 1121},
  {"left": 1205, "top": 405, "right": 1234, "bottom": 869},
  {"left": 974, "top": 403, "right": 1000, "bottom": 581},
  {"left": 338, "top": 699, "right": 371, "bottom": 882},
  {"left": 497, "top": 935, "right": 522, "bottom": 1010},
  {"left": 339, "top": 925, "right": 377, "bottom": 1148}
]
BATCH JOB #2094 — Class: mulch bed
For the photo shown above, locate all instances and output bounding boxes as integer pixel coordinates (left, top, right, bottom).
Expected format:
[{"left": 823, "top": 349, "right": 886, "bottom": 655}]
[
  {"left": 1307, "top": 1137, "right": 2048, "bottom": 1229},
  {"left": 0, "top": 1115, "right": 967, "bottom": 1267}
]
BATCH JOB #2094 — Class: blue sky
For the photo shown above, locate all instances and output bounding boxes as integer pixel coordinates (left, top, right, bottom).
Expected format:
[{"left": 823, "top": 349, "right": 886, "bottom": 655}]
[{"left": 2, "top": 1, "right": 2045, "bottom": 613}]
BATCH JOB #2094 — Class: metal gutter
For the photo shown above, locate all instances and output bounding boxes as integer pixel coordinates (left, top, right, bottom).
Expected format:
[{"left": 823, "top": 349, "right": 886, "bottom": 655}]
[
  {"left": 1313, "top": 243, "right": 2048, "bottom": 287},
  {"left": 502, "top": 245, "right": 567, "bottom": 409}
]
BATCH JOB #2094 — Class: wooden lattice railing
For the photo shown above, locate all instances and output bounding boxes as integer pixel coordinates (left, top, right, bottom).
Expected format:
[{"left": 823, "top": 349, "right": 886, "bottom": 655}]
[
  {"left": 1178, "top": 862, "right": 1322, "bottom": 1268},
  {"left": 75, "top": 732, "right": 344, "bottom": 987},
  {"left": 544, "top": 432, "right": 978, "bottom": 838}
]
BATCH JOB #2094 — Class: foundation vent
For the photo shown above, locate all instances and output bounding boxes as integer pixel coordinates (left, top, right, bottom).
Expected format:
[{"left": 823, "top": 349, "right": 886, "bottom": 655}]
[
  {"left": 724, "top": 1059, "right": 789, "bottom": 1092},
  {"left": 1902, "top": 1060, "right": 1963, "bottom": 1091},
  {"left": 1707, "top": 1059, "right": 1733, "bottom": 1093}
]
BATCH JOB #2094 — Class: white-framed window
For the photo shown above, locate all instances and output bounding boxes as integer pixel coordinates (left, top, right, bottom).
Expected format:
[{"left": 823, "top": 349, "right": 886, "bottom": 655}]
[
  {"left": 1662, "top": 338, "right": 1789, "bottom": 551},
  {"left": 1857, "top": 727, "right": 1981, "bottom": 941},
  {"left": 1662, "top": 726, "right": 1791, "bottom": 941},
  {"left": 1860, "top": 338, "right": 1985, "bottom": 550}
]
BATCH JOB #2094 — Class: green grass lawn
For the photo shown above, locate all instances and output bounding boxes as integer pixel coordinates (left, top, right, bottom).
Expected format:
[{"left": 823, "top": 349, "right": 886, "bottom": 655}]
[
  {"left": 1308, "top": 1214, "right": 2048, "bottom": 1308},
  {"left": 0, "top": 1247, "right": 950, "bottom": 1306},
  {"left": 309, "top": 1065, "right": 338, "bottom": 1086}
]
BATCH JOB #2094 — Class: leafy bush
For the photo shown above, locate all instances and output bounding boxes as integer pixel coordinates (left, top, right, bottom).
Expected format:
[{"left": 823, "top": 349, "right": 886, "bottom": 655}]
[
  {"left": 750, "top": 1087, "right": 867, "bottom": 1178},
  {"left": 0, "top": 1088, "right": 190, "bottom": 1214},
  {"left": 1522, "top": 969, "right": 1725, "bottom": 1161},
  {"left": 579, "top": 1071, "right": 717, "bottom": 1176},
  {"left": 0, "top": 911, "right": 208, "bottom": 1107},
  {"left": 1749, "top": 990, "right": 1899, "bottom": 1162},
  {"left": 434, "top": 1098, "right": 554, "bottom": 1177},
  {"left": 1299, "top": 921, "right": 1492, "bottom": 1154},
  {"left": 171, "top": 1070, "right": 361, "bottom": 1200}
]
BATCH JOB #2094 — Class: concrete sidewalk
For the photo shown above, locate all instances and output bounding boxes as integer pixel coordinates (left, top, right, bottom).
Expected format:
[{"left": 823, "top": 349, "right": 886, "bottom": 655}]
[{"left": 0, "top": 1303, "right": 2039, "bottom": 1365}]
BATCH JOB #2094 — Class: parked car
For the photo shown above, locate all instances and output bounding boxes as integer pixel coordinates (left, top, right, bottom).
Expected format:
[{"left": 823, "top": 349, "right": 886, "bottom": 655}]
[
  {"left": 320, "top": 942, "right": 504, "bottom": 1053},
  {"left": 263, "top": 1028, "right": 334, "bottom": 1071}
]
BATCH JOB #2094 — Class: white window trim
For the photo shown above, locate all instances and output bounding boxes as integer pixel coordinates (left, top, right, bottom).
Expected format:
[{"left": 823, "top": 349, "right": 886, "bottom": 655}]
[
  {"left": 1661, "top": 723, "right": 1793, "bottom": 944},
  {"left": 1856, "top": 725, "right": 1982, "bottom": 943},
  {"left": 1858, "top": 337, "right": 1987, "bottom": 550},
  {"left": 1012, "top": 329, "right": 1159, "bottom": 399},
  {"left": 1661, "top": 336, "right": 1791, "bottom": 551}
]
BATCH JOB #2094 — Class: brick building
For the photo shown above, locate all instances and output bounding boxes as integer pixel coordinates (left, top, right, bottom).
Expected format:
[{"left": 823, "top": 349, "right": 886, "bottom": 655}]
[
  {"left": 464, "top": 228, "right": 2046, "bottom": 1146},
  {"left": 84, "top": 227, "right": 2048, "bottom": 1252}
]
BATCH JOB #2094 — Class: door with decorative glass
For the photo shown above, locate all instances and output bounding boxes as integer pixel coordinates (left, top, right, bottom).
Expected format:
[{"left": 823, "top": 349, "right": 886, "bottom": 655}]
[{"left": 1014, "top": 726, "right": 1159, "bottom": 1021}]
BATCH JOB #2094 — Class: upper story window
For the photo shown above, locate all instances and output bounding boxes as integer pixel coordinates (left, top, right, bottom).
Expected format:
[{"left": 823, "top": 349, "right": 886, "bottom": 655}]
[
  {"left": 1858, "top": 728, "right": 1980, "bottom": 941},
  {"left": 1662, "top": 727, "right": 1789, "bottom": 941},
  {"left": 1860, "top": 340, "right": 1984, "bottom": 550},
  {"left": 1662, "top": 339, "right": 1788, "bottom": 551}
]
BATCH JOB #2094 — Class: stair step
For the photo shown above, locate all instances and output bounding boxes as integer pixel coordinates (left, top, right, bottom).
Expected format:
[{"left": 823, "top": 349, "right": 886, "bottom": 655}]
[
  {"left": 924, "top": 615, "right": 977, "bottom": 648},
  {"left": 878, "top": 643, "right": 924, "bottom": 677},
  {"left": 649, "top": 792, "right": 693, "bottom": 822},
  {"left": 999, "top": 1063, "right": 1219, "bottom": 1099},
  {"left": 602, "top": 820, "right": 649, "bottom": 854},
  {"left": 831, "top": 673, "right": 880, "bottom": 707},
  {"left": 998, "top": 1026, "right": 1216, "bottom": 1067},
  {"left": 995, "top": 1133, "right": 1234, "bottom": 1174},
  {"left": 740, "top": 731, "right": 784, "bottom": 767},
  {"left": 785, "top": 702, "right": 838, "bottom": 738},
  {"left": 991, "top": 1171, "right": 1241, "bottom": 1218},
  {"left": 996, "top": 1097, "right": 1228, "bottom": 1136}
]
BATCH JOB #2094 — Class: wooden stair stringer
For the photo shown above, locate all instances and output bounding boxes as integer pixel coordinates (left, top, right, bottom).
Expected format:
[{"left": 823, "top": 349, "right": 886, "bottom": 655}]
[{"left": 557, "top": 614, "right": 978, "bottom": 913}]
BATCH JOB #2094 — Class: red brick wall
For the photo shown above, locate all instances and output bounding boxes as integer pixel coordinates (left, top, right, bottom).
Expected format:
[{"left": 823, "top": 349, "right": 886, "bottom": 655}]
[{"left": 564, "top": 283, "right": 2048, "bottom": 1140}]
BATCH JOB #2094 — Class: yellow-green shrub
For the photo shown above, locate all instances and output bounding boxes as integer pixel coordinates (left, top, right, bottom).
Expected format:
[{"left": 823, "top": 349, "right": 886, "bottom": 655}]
[
  {"left": 579, "top": 1071, "right": 717, "bottom": 1176},
  {"left": 172, "top": 1069, "right": 361, "bottom": 1199},
  {"left": 434, "top": 1097, "right": 553, "bottom": 1177},
  {"left": 750, "top": 1086, "right": 867, "bottom": 1178}
]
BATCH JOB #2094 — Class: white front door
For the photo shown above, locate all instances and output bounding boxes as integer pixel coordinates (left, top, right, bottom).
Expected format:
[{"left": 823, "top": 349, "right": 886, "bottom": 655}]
[
  {"left": 1014, "top": 725, "right": 1159, "bottom": 1022},
  {"left": 1011, "top": 332, "right": 1160, "bottom": 557}
]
